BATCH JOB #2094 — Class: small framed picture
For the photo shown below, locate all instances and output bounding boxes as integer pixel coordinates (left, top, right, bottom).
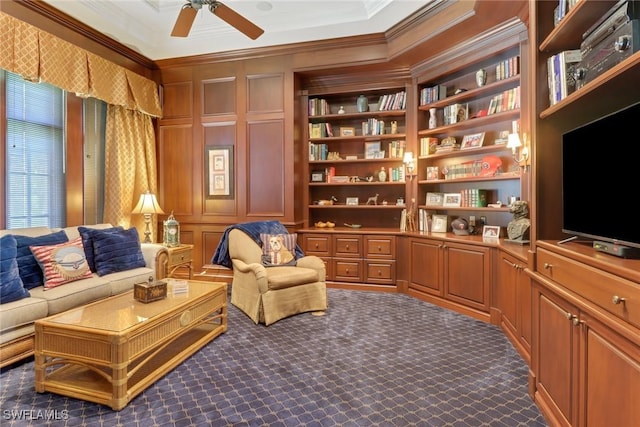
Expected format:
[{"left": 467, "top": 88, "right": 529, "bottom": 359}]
[
  {"left": 482, "top": 225, "right": 501, "bottom": 241},
  {"left": 310, "top": 170, "right": 325, "bottom": 182},
  {"left": 442, "top": 193, "right": 462, "bottom": 207},
  {"left": 460, "top": 132, "right": 485, "bottom": 150},
  {"left": 431, "top": 215, "right": 448, "bottom": 233},
  {"left": 340, "top": 127, "right": 356, "bottom": 137},
  {"left": 373, "top": 150, "right": 386, "bottom": 159},
  {"left": 364, "top": 141, "right": 381, "bottom": 159},
  {"left": 346, "top": 197, "right": 359, "bottom": 206},
  {"left": 494, "top": 130, "right": 510, "bottom": 145},
  {"left": 425, "top": 192, "right": 444, "bottom": 206}
]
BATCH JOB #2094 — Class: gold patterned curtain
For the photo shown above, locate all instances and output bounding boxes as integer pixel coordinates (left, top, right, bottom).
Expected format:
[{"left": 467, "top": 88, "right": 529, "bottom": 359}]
[
  {"left": 1, "top": 11, "right": 164, "bottom": 239},
  {"left": 104, "top": 105, "right": 159, "bottom": 239}
]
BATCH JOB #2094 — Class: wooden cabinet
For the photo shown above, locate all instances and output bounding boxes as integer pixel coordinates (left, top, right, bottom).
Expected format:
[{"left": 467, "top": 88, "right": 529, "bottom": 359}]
[
  {"left": 301, "top": 231, "right": 396, "bottom": 287},
  {"left": 495, "top": 249, "right": 532, "bottom": 362},
  {"left": 407, "top": 236, "right": 491, "bottom": 321},
  {"left": 414, "top": 32, "right": 528, "bottom": 232},
  {"left": 531, "top": 241, "right": 640, "bottom": 427},
  {"left": 305, "top": 87, "right": 409, "bottom": 229},
  {"left": 166, "top": 244, "right": 193, "bottom": 279}
]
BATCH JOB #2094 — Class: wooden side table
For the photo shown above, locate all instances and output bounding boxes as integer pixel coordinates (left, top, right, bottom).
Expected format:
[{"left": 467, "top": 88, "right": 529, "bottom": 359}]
[{"left": 166, "top": 244, "right": 193, "bottom": 279}]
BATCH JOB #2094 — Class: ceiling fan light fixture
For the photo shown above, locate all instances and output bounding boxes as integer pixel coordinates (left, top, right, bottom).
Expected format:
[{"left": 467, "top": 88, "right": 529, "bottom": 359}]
[{"left": 171, "top": 0, "right": 264, "bottom": 40}]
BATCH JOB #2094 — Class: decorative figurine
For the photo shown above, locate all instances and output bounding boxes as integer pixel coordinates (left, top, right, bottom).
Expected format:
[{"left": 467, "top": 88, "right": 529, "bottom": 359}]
[
  {"left": 378, "top": 167, "right": 387, "bottom": 182},
  {"left": 338, "top": 106, "right": 346, "bottom": 114},
  {"left": 366, "top": 194, "right": 379, "bottom": 205},
  {"left": 390, "top": 121, "right": 398, "bottom": 134},
  {"left": 506, "top": 200, "right": 530, "bottom": 243},
  {"left": 357, "top": 95, "right": 368, "bottom": 112},
  {"left": 476, "top": 68, "right": 487, "bottom": 87},
  {"left": 429, "top": 108, "right": 437, "bottom": 129}
]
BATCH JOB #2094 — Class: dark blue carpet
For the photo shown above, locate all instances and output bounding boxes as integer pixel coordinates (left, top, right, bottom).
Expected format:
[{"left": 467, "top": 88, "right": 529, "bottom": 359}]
[{"left": 0, "top": 289, "right": 547, "bottom": 426}]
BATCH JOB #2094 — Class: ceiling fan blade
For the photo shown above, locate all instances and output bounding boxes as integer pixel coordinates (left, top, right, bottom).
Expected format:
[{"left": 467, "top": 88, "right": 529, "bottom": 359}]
[
  {"left": 212, "top": 2, "right": 264, "bottom": 40},
  {"left": 171, "top": 5, "right": 198, "bottom": 37}
]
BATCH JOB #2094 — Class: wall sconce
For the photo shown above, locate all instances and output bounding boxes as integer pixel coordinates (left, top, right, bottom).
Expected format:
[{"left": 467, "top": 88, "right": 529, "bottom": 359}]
[
  {"left": 507, "top": 133, "right": 529, "bottom": 166},
  {"left": 403, "top": 151, "right": 416, "bottom": 180},
  {"left": 132, "top": 190, "right": 164, "bottom": 243}
]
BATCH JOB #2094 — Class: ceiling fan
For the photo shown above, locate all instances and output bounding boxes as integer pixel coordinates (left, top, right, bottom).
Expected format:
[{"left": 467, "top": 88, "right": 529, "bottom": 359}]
[{"left": 171, "top": 0, "right": 264, "bottom": 40}]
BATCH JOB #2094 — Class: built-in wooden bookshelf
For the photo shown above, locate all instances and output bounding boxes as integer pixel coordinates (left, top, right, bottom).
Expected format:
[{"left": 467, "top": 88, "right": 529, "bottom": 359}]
[{"left": 304, "top": 87, "right": 410, "bottom": 229}]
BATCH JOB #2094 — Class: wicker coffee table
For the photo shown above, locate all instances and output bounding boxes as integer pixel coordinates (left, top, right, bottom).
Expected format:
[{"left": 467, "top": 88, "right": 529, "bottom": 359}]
[{"left": 34, "top": 280, "right": 227, "bottom": 410}]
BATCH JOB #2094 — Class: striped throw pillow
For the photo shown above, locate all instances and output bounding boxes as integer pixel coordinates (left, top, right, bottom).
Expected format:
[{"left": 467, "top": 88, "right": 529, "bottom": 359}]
[{"left": 30, "top": 237, "right": 93, "bottom": 289}]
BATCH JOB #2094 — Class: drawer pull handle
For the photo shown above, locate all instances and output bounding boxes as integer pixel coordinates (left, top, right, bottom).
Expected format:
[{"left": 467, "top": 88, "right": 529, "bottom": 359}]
[
  {"left": 571, "top": 316, "right": 582, "bottom": 326},
  {"left": 377, "top": 269, "right": 382, "bottom": 276},
  {"left": 315, "top": 243, "right": 319, "bottom": 249},
  {"left": 345, "top": 244, "right": 350, "bottom": 250},
  {"left": 565, "top": 312, "right": 573, "bottom": 320},
  {"left": 612, "top": 295, "right": 626, "bottom": 305},
  {"left": 544, "top": 263, "right": 552, "bottom": 269}
]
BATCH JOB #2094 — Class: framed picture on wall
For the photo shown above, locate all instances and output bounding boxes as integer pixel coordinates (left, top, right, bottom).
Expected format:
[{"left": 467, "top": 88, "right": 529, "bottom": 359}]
[{"left": 205, "top": 145, "right": 234, "bottom": 199}]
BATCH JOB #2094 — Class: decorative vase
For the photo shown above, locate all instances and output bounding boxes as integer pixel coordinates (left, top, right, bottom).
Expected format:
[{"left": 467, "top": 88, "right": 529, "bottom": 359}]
[
  {"left": 428, "top": 108, "right": 437, "bottom": 129},
  {"left": 476, "top": 68, "right": 487, "bottom": 87},
  {"left": 378, "top": 167, "right": 387, "bottom": 182},
  {"left": 338, "top": 106, "right": 345, "bottom": 114},
  {"left": 357, "top": 95, "right": 368, "bottom": 113}
]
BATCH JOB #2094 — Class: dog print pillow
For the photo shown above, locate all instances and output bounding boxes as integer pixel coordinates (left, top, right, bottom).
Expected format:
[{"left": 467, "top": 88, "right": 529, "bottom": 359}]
[{"left": 260, "top": 233, "right": 298, "bottom": 267}]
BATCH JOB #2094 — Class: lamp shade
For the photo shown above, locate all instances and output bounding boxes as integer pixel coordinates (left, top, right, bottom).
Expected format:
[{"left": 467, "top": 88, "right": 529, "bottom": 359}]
[
  {"left": 132, "top": 191, "right": 164, "bottom": 215},
  {"left": 506, "top": 133, "right": 522, "bottom": 149},
  {"left": 403, "top": 152, "right": 414, "bottom": 164}
]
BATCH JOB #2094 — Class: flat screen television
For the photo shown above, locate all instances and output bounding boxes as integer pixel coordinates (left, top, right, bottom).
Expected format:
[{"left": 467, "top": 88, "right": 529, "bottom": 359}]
[{"left": 561, "top": 101, "right": 640, "bottom": 250}]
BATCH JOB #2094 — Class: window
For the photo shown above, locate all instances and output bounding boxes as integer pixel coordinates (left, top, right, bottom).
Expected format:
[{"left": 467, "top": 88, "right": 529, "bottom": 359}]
[
  {"left": 4, "top": 71, "right": 106, "bottom": 229},
  {"left": 83, "top": 98, "right": 106, "bottom": 225},
  {"left": 6, "top": 72, "right": 66, "bottom": 228}
]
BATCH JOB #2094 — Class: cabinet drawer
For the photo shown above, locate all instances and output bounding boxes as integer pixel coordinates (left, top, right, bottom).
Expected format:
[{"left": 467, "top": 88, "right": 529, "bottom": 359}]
[
  {"left": 169, "top": 248, "right": 192, "bottom": 265},
  {"left": 333, "top": 259, "right": 362, "bottom": 282},
  {"left": 303, "top": 234, "right": 331, "bottom": 256},
  {"left": 537, "top": 248, "right": 640, "bottom": 329},
  {"left": 365, "top": 261, "right": 395, "bottom": 284},
  {"left": 365, "top": 235, "right": 396, "bottom": 259},
  {"left": 333, "top": 236, "right": 362, "bottom": 258}
]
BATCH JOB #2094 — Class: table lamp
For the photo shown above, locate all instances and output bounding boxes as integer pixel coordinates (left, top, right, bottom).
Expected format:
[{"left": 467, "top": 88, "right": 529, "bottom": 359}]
[{"left": 132, "top": 190, "right": 164, "bottom": 243}]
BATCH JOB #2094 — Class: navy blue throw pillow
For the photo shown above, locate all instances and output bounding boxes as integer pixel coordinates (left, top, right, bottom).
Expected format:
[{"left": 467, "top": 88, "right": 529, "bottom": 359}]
[
  {"left": 93, "top": 228, "right": 146, "bottom": 276},
  {"left": 0, "top": 235, "right": 30, "bottom": 304},
  {"left": 78, "top": 226, "right": 124, "bottom": 272},
  {"left": 14, "top": 230, "right": 68, "bottom": 289}
]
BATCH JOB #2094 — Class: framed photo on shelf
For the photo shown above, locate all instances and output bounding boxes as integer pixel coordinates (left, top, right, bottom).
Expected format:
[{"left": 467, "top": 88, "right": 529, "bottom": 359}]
[
  {"left": 425, "top": 192, "right": 444, "bottom": 206},
  {"left": 340, "top": 127, "right": 356, "bottom": 137},
  {"left": 346, "top": 197, "right": 359, "bottom": 206},
  {"left": 431, "top": 215, "right": 448, "bottom": 233},
  {"left": 364, "top": 141, "right": 381, "bottom": 159},
  {"left": 482, "top": 225, "right": 501, "bottom": 242},
  {"left": 310, "top": 170, "right": 325, "bottom": 182},
  {"left": 442, "top": 193, "right": 462, "bottom": 207},
  {"left": 461, "top": 132, "right": 485, "bottom": 150},
  {"left": 494, "top": 130, "right": 509, "bottom": 145}
]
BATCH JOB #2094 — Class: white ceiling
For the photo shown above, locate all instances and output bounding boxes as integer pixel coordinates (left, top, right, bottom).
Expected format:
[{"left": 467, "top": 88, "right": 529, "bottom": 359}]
[{"left": 42, "top": 0, "right": 436, "bottom": 61}]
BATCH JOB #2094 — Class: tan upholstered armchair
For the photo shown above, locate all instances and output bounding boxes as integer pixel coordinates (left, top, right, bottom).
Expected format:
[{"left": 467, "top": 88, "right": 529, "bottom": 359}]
[{"left": 227, "top": 228, "right": 327, "bottom": 325}]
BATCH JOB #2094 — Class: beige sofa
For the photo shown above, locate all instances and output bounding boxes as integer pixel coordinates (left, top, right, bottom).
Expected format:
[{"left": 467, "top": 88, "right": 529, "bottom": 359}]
[{"left": 0, "top": 224, "right": 169, "bottom": 368}]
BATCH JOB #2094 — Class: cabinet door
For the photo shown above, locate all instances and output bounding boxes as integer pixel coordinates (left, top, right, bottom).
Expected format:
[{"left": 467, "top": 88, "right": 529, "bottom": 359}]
[
  {"left": 534, "top": 283, "right": 579, "bottom": 427},
  {"left": 582, "top": 313, "right": 640, "bottom": 427},
  {"left": 496, "top": 251, "right": 531, "bottom": 359},
  {"left": 496, "top": 252, "right": 519, "bottom": 334},
  {"left": 408, "top": 238, "right": 443, "bottom": 296},
  {"left": 443, "top": 242, "right": 491, "bottom": 312}
]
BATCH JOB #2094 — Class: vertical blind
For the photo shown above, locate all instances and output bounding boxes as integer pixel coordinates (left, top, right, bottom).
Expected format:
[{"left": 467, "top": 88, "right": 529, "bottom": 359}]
[{"left": 6, "top": 71, "right": 66, "bottom": 228}]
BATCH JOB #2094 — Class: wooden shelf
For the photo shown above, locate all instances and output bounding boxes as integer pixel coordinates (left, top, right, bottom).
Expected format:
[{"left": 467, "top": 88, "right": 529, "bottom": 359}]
[
  {"left": 418, "top": 174, "right": 520, "bottom": 184},
  {"left": 538, "top": 1, "right": 616, "bottom": 53},
  {"left": 418, "top": 110, "right": 520, "bottom": 135},
  {"left": 418, "top": 75, "right": 520, "bottom": 110}
]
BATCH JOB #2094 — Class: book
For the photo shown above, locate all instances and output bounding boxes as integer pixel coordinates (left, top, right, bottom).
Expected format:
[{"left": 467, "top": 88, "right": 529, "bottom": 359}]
[{"left": 558, "top": 49, "right": 582, "bottom": 100}]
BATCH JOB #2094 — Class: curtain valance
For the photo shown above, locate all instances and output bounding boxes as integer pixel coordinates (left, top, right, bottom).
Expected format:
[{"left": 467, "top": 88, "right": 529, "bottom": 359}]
[{"left": 0, "top": 12, "right": 162, "bottom": 118}]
